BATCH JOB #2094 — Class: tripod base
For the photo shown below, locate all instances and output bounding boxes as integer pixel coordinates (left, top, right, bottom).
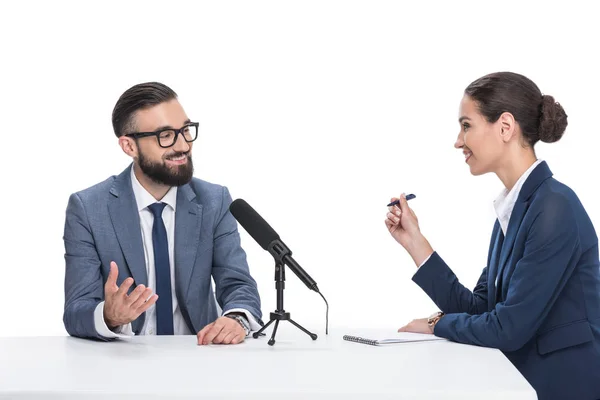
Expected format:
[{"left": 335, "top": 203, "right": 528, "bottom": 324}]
[{"left": 253, "top": 311, "right": 317, "bottom": 346}]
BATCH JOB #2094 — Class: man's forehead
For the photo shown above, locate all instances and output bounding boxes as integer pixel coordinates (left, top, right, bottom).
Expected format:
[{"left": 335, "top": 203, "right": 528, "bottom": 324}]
[{"left": 133, "top": 99, "right": 189, "bottom": 131}]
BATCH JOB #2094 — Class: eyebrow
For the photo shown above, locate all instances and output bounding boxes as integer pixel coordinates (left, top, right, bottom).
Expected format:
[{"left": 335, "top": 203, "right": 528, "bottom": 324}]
[
  {"left": 458, "top": 116, "right": 471, "bottom": 123},
  {"left": 150, "top": 119, "right": 192, "bottom": 132}
]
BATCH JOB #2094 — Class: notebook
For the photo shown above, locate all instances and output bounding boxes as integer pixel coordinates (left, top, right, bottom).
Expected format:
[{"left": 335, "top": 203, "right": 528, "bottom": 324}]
[{"left": 343, "top": 332, "right": 446, "bottom": 346}]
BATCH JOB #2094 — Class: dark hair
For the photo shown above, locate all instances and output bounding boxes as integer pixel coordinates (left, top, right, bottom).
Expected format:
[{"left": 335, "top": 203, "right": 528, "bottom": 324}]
[
  {"left": 464, "top": 72, "right": 568, "bottom": 146},
  {"left": 112, "top": 82, "right": 177, "bottom": 138}
]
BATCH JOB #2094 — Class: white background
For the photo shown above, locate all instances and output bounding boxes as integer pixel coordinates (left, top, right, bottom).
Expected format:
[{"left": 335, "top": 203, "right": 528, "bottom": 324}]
[{"left": 0, "top": 0, "right": 598, "bottom": 337}]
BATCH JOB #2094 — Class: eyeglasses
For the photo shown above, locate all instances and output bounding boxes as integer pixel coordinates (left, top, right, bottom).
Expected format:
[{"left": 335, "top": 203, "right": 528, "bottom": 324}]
[{"left": 125, "top": 122, "right": 199, "bottom": 148}]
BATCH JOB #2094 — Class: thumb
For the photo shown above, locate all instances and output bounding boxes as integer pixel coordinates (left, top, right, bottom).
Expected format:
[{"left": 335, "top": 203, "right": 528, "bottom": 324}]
[{"left": 398, "top": 193, "right": 410, "bottom": 214}]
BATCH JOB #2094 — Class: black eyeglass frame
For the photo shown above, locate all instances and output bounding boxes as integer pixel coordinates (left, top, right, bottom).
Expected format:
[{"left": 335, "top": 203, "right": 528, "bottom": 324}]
[{"left": 124, "top": 122, "right": 199, "bottom": 148}]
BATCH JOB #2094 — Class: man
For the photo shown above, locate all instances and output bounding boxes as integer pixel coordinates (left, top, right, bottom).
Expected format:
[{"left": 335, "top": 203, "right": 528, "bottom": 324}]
[{"left": 63, "top": 82, "right": 262, "bottom": 344}]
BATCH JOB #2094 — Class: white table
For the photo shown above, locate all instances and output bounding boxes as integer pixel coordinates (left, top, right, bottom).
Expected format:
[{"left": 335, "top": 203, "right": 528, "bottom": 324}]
[{"left": 0, "top": 326, "right": 536, "bottom": 399}]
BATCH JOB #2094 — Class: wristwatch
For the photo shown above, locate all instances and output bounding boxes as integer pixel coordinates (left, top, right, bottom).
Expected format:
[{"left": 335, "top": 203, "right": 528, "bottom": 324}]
[
  {"left": 226, "top": 314, "right": 251, "bottom": 336},
  {"left": 427, "top": 311, "right": 445, "bottom": 329}
]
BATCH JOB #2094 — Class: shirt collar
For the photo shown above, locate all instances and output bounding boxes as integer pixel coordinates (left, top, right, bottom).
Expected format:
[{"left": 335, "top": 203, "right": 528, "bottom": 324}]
[
  {"left": 130, "top": 166, "right": 178, "bottom": 212},
  {"left": 493, "top": 159, "right": 543, "bottom": 233}
]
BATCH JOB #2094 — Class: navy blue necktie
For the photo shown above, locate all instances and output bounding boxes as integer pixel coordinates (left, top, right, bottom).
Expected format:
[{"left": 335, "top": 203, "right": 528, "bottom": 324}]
[{"left": 148, "top": 203, "right": 174, "bottom": 335}]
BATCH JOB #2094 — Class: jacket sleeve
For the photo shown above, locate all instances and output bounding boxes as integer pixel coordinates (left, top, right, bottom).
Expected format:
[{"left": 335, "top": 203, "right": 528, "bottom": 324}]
[
  {"left": 210, "top": 187, "right": 262, "bottom": 324},
  {"left": 63, "top": 193, "right": 110, "bottom": 340},
  {"left": 433, "top": 195, "right": 581, "bottom": 351},
  {"left": 413, "top": 254, "right": 489, "bottom": 315}
]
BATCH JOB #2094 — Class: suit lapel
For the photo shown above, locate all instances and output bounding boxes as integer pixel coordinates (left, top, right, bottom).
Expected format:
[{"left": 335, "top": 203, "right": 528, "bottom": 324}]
[
  {"left": 495, "top": 161, "right": 554, "bottom": 295},
  {"left": 495, "top": 199, "right": 528, "bottom": 291},
  {"left": 174, "top": 184, "right": 203, "bottom": 304},
  {"left": 108, "top": 165, "right": 148, "bottom": 286},
  {"left": 487, "top": 222, "right": 504, "bottom": 309}
]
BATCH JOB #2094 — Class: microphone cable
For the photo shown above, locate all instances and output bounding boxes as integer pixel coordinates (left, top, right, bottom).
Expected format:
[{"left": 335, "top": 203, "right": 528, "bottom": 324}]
[{"left": 317, "top": 289, "right": 329, "bottom": 335}]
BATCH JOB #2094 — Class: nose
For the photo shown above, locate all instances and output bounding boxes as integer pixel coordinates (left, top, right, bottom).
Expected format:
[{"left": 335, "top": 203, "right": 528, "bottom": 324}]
[
  {"left": 454, "top": 130, "right": 464, "bottom": 149},
  {"left": 172, "top": 131, "right": 191, "bottom": 152}
]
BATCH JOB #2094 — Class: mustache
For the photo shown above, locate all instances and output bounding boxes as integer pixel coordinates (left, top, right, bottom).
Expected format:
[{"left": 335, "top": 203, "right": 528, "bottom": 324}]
[{"left": 164, "top": 151, "right": 190, "bottom": 160}]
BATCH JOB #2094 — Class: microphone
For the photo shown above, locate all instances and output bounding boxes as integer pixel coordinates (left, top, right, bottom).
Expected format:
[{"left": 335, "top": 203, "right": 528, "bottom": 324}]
[{"left": 229, "top": 198, "right": 319, "bottom": 292}]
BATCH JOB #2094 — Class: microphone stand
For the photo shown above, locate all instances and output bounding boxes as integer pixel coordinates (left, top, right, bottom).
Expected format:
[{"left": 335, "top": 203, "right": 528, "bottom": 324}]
[{"left": 252, "top": 260, "right": 318, "bottom": 346}]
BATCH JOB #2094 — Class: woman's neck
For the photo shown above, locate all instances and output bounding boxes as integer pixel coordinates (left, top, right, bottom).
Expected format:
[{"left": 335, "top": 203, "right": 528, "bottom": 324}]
[{"left": 495, "top": 148, "right": 538, "bottom": 192}]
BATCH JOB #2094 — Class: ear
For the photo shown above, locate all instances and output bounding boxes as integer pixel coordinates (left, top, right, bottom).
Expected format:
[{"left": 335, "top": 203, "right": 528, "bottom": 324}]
[
  {"left": 498, "top": 112, "right": 517, "bottom": 143},
  {"left": 118, "top": 136, "right": 138, "bottom": 158}
]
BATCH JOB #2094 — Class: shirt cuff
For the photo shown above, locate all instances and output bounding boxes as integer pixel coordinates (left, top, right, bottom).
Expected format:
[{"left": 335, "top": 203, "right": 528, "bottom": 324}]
[
  {"left": 93, "top": 301, "right": 134, "bottom": 339},
  {"left": 223, "top": 308, "right": 261, "bottom": 336},
  {"left": 417, "top": 252, "right": 434, "bottom": 269}
]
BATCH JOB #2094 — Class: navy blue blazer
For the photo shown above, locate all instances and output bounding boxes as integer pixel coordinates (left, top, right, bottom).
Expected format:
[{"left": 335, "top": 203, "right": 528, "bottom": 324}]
[{"left": 413, "top": 162, "right": 600, "bottom": 400}]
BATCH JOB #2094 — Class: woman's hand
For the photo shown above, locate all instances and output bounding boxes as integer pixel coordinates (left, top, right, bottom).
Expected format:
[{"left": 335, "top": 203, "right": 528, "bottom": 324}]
[
  {"left": 385, "top": 194, "right": 434, "bottom": 267},
  {"left": 398, "top": 317, "right": 433, "bottom": 334},
  {"left": 385, "top": 194, "right": 421, "bottom": 246}
]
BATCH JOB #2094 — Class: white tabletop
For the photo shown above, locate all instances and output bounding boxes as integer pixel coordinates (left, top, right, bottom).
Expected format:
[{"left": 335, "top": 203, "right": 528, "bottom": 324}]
[{"left": 0, "top": 326, "right": 536, "bottom": 400}]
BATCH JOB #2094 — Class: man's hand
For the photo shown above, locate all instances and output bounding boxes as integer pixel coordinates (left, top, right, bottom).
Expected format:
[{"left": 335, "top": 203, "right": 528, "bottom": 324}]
[
  {"left": 197, "top": 316, "right": 246, "bottom": 345},
  {"left": 103, "top": 261, "right": 158, "bottom": 329}
]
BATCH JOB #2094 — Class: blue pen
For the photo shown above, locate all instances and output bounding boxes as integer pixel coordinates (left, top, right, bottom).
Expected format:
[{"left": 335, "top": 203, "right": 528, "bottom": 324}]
[{"left": 387, "top": 194, "right": 416, "bottom": 207}]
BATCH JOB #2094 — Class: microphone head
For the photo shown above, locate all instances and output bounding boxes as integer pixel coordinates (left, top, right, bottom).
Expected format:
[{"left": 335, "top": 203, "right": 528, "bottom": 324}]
[{"left": 229, "top": 199, "right": 279, "bottom": 250}]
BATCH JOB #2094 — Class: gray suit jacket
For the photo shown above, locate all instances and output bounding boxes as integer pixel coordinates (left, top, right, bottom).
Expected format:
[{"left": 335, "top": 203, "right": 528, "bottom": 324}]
[{"left": 63, "top": 164, "right": 262, "bottom": 339}]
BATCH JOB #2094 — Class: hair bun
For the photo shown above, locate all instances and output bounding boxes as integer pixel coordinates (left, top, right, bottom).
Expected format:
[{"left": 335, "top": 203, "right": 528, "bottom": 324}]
[{"left": 539, "top": 95, "right": 568, "bottom": 143}]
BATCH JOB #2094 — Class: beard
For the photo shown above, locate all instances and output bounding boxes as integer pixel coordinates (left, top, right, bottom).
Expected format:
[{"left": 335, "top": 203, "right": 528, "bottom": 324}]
[{"left": 137, "top": 149, "right": 194, "bottom": 187}]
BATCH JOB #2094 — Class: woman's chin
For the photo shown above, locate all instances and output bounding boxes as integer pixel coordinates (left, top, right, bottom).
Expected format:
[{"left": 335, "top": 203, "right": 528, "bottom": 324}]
[{"left": 468, "top": 161, "right": 486, "bottom": 176}]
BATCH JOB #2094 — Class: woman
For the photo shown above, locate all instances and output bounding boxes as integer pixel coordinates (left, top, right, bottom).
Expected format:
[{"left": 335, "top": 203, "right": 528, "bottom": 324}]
[{"left": 386, "top": 72, "right": 600, "bottom": 400}]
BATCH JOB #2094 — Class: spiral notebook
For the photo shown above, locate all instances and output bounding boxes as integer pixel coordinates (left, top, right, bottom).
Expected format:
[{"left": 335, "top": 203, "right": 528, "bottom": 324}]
[{"left": 343, "top": 332, "right": 446, "bottom": 346}]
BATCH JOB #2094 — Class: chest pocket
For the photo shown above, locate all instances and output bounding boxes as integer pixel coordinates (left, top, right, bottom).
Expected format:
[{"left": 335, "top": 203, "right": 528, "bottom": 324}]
[{"left": 537, "top": 319, "right": 593, "bottom": 355}]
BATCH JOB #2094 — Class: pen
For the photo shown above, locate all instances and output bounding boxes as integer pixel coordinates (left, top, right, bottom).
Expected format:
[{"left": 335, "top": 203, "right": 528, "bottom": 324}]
[{"left": 387, "top": 193, "right": 416, "bottom": 207}]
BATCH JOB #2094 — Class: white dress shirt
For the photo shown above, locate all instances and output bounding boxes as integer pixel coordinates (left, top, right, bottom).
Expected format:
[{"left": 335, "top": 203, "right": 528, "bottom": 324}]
[
  {"left": 493, "top": 159, "right": 543, "bottom": 236},
  {"left": 93, "top": 168, "right": 260, "bottom": 338}
]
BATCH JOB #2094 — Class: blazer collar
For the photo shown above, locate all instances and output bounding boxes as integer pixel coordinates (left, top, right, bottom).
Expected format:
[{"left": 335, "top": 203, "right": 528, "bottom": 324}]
[
  {"left": 495, "top": 161, "right": 553, "bottom": 292},
  {"left": 108, "top": 164, "right": 147, "bottom": 286},
  {"left": 517, "top": 161, "right": 553, "bottom": 202}
]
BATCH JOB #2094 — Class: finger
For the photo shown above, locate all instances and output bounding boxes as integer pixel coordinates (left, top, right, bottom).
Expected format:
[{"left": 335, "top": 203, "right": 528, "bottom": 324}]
[
  {"left": 135, "top": 294, "right": 158, "bottom": 315},
  {"left": 213, "top": 328, "right": 232, "bottom": 344},
  {"left": 203, "top": 323, "right": 225, "bottom": 345},
  {"left": 105, "top": 262, "right": 119, "bottom": 291},
  {"left": 197, "top": 322, "right": 215, "bottom": 345},
  {"left": 222, "top": 331, "right": 238, "bottom": 345},
  {"left": 387, "top": 212, "right": 400, "bottom": 224},
  {"left": 388, "top": 205, "right": 402, "bottom": 216},
  {"left": 385, "top": 219, "right": 396, "bottom": 231},
  {"left": 398, "top": 320, "right": 415, "bottom": 332},
  {"left": 125, "top": 284, "right": 146, "bottom": 306},
  {"left": 231, "top": 332, "right": 245, "bottom": 345},
  {"left": 131, "top": 287, "right": 153, "bottom": 309},
  {"left": 116, "top": 277, "right": 134, "bottom": 298}
]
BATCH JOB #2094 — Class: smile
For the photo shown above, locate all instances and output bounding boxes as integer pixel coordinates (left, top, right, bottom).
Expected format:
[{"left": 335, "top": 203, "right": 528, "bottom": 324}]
[{"left": 166, "top": 154, "right": 188, "bottom": 165}]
